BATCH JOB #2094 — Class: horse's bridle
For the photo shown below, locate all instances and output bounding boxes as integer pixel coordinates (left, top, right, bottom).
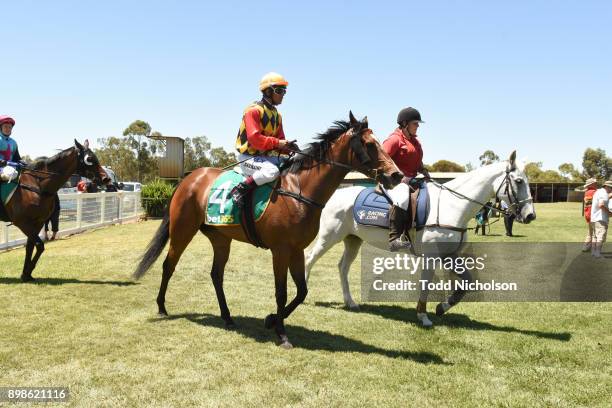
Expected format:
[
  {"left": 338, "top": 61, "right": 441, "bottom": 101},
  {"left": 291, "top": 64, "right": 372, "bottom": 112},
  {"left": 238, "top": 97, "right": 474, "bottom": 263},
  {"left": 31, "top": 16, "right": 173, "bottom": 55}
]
[
  {"left": 76, "top": 147, "right": 97, "bottom": 178},
  {"left": 276, "top": 127, "right": 381, "bottom": 209},
  {"left": 18, "top": 147, "right": 101, "bottom": 196},
  {"left": 493, "top": 168, "right": 533, "bottom": 221},
  {"left": 287, "top": 128, "right": 381, "bottom": 180},
  {"left": 408, "top": 165, "right": 533, "bottom": 255}
]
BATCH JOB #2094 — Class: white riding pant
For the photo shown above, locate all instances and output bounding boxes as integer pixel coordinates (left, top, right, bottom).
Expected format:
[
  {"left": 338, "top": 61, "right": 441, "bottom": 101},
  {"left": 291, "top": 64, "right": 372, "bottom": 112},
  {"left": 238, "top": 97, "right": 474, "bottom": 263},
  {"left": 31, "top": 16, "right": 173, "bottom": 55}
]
[
  {"left": 386, "top": 182, "right": 411, "bottom": 210},
  {"left": 238, "top": 154, "right": 281, "bottom": 186}
]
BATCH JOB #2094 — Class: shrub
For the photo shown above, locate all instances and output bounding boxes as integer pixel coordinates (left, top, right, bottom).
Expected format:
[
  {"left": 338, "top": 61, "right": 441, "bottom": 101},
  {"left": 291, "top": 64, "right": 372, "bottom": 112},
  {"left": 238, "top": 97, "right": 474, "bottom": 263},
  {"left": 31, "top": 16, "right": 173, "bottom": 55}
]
[{"left": 140, "top": 179, "right": 174, "bottom": 218}]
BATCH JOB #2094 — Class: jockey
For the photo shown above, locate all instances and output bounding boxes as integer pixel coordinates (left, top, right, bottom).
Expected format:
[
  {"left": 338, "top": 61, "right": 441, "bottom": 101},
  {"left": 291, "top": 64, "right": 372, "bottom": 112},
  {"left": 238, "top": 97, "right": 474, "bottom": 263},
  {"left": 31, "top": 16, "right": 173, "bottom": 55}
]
[
  {"left": 229, "top": 72, "right": 297, "bottom": 208},
  {"left": 0, "top": 116, "right": 22, "bottom": 182},
  {"left": 382, "top": 107, "right": 431, "bottom": 252}
]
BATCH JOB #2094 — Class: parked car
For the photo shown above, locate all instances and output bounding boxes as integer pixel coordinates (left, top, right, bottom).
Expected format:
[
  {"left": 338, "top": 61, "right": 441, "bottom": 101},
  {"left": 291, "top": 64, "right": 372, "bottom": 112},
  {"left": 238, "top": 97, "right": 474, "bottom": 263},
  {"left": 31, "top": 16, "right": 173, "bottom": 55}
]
[{"left": 121, "top": 182, "right": 142, "bottom": 192}]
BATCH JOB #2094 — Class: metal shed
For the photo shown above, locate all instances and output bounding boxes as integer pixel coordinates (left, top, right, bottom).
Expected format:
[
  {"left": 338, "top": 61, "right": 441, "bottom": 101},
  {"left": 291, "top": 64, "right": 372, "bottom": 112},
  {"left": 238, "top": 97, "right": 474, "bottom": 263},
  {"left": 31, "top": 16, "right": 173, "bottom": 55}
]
[{"left": 147, "top": 135, "right": 184, "bottom": 180}]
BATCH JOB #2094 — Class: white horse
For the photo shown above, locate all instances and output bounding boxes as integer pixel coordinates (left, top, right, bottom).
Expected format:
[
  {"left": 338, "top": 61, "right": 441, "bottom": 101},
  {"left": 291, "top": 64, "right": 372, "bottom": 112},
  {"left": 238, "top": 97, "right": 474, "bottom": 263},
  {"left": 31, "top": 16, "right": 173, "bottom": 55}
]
[{"left": 305, "top": 151, "right": 536, "bottom": 326}]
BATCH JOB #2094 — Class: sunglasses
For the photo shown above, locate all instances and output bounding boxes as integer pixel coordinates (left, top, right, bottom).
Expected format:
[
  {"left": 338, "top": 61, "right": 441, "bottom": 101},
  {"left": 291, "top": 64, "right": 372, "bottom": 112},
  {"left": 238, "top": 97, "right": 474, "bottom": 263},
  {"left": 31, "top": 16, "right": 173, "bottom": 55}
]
[{"left": 271, "top": 87, "right": 287, "bottom": 95}]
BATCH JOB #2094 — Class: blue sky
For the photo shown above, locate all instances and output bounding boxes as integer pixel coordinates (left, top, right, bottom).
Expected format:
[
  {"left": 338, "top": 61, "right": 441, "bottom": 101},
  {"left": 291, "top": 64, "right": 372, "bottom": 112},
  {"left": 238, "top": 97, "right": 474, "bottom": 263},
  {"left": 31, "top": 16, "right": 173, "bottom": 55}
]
[{"left": 3, "top": 1, "right": 611, "bottom": 170}]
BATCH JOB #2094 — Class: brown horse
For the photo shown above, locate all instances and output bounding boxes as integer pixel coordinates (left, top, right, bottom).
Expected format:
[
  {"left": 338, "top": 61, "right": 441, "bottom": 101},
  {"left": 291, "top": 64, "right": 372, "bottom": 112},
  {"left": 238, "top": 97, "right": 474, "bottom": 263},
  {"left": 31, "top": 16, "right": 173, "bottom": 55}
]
[
  {"left": 134, "top": 112, "right": 402, "bottom": 348},
  {"left": 4, "top": 140, "right": 109, "bottom": 282}
]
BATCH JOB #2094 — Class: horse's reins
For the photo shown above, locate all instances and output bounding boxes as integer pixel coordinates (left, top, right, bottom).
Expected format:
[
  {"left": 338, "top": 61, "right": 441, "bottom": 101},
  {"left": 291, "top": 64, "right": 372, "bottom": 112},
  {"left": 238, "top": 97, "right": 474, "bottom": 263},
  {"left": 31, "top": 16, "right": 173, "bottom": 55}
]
[
  {"left": 222, "top": 128, "right": 377, "bottom": 209},
  {"left": 414, "top": 169, "right": 532, "bottom": 249}
]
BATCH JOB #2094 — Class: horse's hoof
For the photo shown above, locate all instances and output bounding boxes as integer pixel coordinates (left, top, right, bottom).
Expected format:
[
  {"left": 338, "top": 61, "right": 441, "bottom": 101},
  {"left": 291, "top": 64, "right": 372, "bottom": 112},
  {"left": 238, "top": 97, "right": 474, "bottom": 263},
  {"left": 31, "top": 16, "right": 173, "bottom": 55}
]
[
  {"left": 417, "top": 312, "right": 433, "bottom": 327},
  {"left": 225, "top": 319, "right": 236, "bottom": 329},
  {"left": 347, "top": 303, "right": 360, "bottom": 311},
  {"left": 21, "top": 275, "right": 35, "bottom": 283},
  {"left": 436, "top": 302, "right": 450, "bottom": 316},
  {"left": 279, "top": 335, "right": 293, "bottom": 349},
  {"left": 264, "top": 314, "right": 277, "bottom": 330},
  {"left": 279, "top": 340, "right": 293, "bottom": 349}
]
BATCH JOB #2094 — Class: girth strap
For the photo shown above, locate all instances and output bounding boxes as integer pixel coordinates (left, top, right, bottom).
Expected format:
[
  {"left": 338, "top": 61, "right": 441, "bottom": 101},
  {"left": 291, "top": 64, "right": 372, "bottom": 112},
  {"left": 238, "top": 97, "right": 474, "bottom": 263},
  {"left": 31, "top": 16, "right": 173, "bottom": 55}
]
[
  {"left": 239, "top": 189, "right": 268, "bottom": 249},
  {"left": 276, "top": 189, "right": 325, "bottom": 209}
]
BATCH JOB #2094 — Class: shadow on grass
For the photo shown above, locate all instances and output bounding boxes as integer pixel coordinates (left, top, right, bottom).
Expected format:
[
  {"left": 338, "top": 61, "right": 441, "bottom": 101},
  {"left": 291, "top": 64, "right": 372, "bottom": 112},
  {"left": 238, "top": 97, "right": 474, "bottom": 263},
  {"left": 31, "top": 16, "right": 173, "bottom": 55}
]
[
  {"left": 314, "top": 302, "right": 571, "bottom": 342},
  {"left": 0, "top": 277, "right": 137, "bottom": 286},
  {"left": 151, "top": 312, "right": 447, "bottom": 364}
]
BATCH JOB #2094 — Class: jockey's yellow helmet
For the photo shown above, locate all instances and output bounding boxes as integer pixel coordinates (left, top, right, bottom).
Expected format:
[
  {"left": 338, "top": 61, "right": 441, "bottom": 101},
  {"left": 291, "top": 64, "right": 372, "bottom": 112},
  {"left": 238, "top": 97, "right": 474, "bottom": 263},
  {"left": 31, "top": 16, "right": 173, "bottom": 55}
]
[{"left": 259, "top": 72, "right": 288, "bottom": 91}]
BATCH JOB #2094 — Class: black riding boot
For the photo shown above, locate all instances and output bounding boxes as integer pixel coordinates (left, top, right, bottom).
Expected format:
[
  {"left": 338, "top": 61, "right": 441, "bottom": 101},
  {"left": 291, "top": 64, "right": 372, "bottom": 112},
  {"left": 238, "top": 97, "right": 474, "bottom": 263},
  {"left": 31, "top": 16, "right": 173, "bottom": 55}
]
[
  {"left": 229, "top": 181, "right": 256, "bottom": 209},
  {"left": 388, "top": 205, "right": 411, "bottom": 252}
]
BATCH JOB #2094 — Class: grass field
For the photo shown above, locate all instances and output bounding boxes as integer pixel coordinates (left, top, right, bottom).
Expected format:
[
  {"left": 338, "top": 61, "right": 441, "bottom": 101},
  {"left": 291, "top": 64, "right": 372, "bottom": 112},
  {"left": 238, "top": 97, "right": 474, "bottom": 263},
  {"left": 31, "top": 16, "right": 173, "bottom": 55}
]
[{"left": 1, "top": 202, "right": 610, "bottom": 407}]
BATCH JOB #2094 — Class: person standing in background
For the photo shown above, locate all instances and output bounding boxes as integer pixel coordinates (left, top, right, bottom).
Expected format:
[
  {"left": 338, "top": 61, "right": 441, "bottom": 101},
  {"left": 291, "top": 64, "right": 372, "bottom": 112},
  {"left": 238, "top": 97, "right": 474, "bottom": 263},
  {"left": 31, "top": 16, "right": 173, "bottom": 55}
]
[
  {"left": 501, "top": 200, "right": 515, "bottom": 237},
  {"left": 590, "top": 180, "right": 612, "bottom": 258},
  {"left": 581, "top": 178, "right": 598, "bottom": 252}
]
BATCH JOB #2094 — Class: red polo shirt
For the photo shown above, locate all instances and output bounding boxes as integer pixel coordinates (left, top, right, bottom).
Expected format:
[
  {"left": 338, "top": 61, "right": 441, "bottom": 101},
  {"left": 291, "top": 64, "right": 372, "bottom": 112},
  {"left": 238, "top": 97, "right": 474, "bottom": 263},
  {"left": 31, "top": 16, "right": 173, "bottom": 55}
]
[
  {"left": 382, "top": 128, "right": 423, "bottom": 178},
  {"left": 584, "top": 187, "right": 596, "bottom": 222}
]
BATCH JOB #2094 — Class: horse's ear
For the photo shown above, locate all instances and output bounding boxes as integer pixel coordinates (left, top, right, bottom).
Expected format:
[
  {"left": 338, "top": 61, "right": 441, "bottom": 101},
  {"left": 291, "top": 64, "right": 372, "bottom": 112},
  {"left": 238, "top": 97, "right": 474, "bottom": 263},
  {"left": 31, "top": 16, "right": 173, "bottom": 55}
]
[
  {"left": 362, "top": 116, "right": 368, "bottom": 129},
  {"left": 509, "top": 150, "right": 517, "bottom": 166},
  {"left": 83, "top": 139, "right": 90, "bottom": 149},
  {"left": 349, "top": 111, "right": 358, "bottom": 127},
  {"left": 74, "top": 139, "right": 83, "bottom": 150}
]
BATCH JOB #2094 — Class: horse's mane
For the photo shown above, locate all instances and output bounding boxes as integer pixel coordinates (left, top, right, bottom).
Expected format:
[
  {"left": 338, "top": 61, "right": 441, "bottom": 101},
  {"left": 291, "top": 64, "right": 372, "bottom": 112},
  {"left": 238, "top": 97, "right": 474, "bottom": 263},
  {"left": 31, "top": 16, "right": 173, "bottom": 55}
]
[
  {"left": 284, "top": 120, "right": 352, "bottom": 174},
  {"left": 31, "top": 147, "right": 75, "bottom": 170}
]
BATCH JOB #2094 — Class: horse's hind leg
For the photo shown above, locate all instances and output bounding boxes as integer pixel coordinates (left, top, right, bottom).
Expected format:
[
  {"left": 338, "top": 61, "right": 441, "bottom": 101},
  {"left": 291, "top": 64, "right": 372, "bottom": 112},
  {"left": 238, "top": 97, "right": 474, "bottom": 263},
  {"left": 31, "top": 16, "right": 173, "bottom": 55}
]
[
  {"left": 338, "top": 235, "right": 362, "bottom": 310},
  {"left": 436, "top": 269, "right": 472, "bottom": 316},
  {"left": 157, "top": 222, "right": 199, "bottom": 316},
  {"left": 305, "top": 231, "right": 345, "bottom": 283},
  {"left": 417, "top": 266, "right": 435, "bottom": 327},
  {"left": 201, "top": 227, "right": 234, "bottom": 328}
]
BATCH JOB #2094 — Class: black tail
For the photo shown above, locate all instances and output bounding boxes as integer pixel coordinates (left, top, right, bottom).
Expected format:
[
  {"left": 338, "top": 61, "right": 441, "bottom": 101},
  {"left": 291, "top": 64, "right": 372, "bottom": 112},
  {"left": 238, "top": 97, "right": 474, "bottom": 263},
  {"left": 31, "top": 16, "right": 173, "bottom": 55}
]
[{"left": 133, "top": 213, "right": 170, "bottom": 279}]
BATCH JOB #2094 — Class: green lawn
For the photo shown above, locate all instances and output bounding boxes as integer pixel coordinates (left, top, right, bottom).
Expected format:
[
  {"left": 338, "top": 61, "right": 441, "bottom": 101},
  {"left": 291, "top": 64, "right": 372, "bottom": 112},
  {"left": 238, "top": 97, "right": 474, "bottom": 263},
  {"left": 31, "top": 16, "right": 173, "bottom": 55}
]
[{"left": 0, "top": 203, "right": 610, "bottom": 407}]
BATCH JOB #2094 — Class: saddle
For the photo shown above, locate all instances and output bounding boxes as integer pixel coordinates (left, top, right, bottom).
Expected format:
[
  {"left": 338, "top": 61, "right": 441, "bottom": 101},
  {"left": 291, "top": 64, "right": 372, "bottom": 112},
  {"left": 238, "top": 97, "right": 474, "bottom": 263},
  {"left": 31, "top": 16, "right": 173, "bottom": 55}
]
[
  {"left": 205, "top": 169, "right": 276, "bottom": 248},
  {"left": 353, "top": 183, "right": 429, "bottom": 231},
  {"left": 0, "top": 173, "right": 21, "bottom": 222}
]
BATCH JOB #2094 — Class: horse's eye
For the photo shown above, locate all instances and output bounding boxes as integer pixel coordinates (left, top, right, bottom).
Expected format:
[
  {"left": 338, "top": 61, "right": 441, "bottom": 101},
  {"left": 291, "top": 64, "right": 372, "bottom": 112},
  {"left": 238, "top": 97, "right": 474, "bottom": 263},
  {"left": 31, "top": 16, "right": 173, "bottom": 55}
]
[{"left": 515, "top": 178, "right": 523, "bottom": 184}]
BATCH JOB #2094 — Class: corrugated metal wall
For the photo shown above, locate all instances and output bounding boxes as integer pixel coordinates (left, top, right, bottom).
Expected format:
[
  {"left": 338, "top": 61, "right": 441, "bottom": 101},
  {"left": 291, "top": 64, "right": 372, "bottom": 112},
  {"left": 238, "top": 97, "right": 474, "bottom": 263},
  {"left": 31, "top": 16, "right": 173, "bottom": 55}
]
[{"left": 159, "top": 138, "right": 184, "bottom": 179}]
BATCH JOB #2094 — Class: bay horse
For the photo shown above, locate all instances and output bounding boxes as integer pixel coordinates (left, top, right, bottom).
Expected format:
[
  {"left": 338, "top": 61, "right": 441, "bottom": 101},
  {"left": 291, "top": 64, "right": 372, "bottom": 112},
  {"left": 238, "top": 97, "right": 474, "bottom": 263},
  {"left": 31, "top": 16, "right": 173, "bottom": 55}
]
[
  {"left": 305, "top": 152, "right": 536, "bottom": 326},
  {"left": 3, "top": 140, "right": 110, "bottom": 282},
  {"left": 134, "top": 112, "right": 403, "bottom": 348}
]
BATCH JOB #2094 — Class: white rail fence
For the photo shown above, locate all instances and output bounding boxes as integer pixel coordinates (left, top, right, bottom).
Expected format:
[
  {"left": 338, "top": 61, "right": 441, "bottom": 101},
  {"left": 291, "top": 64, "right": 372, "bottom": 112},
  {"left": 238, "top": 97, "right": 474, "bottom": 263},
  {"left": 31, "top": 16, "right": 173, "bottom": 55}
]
[{"left": 1, "top": 191, "right": 143, "bottom": 251}]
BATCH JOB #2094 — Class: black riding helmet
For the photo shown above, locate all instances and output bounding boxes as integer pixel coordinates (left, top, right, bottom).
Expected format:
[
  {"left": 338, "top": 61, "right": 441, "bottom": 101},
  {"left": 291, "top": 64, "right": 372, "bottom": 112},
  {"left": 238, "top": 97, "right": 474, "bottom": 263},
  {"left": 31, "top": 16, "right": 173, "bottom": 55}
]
[{"left": 397, "top": 107, "right": 424, "bottom": 125}]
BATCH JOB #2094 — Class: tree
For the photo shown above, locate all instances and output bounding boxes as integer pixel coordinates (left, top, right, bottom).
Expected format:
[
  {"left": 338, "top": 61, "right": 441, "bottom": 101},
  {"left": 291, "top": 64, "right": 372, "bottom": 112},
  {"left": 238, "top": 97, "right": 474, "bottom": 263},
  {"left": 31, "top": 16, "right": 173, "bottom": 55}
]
[
  {"left": 465, "top": 162, "right": 475, "bottom": 172},
  {"left": 558, "top": 163, "right": 583, "bottom": 182},
  {"left": 209, "top": 147, "right": 237, "bottom": 168},
  {"left": 479, "top": 150, "right": 499, "bottom": 166},
  {"left": 429, "top": 160, "right": 465, "bottom": 172},
  {"left": 94, "top": 136, "right": 138, "bottom": 181},
  {"left": 539, "top": 170, "right": 566, "bottom": 182},
  {"left": 184, "top": 136, "right": 212, "bottom": 171},
  {"left": 123, "top": 120, "right": 156, "bottom": 182},
  {"left": 522, "top": 162, "right": 567, "bottom": 182},
  {"left": 582, "top": 148, "right": 610, "bottom": 181},
  {"left": 524, "top": 162, "right": 543, "bottom": 182}
]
